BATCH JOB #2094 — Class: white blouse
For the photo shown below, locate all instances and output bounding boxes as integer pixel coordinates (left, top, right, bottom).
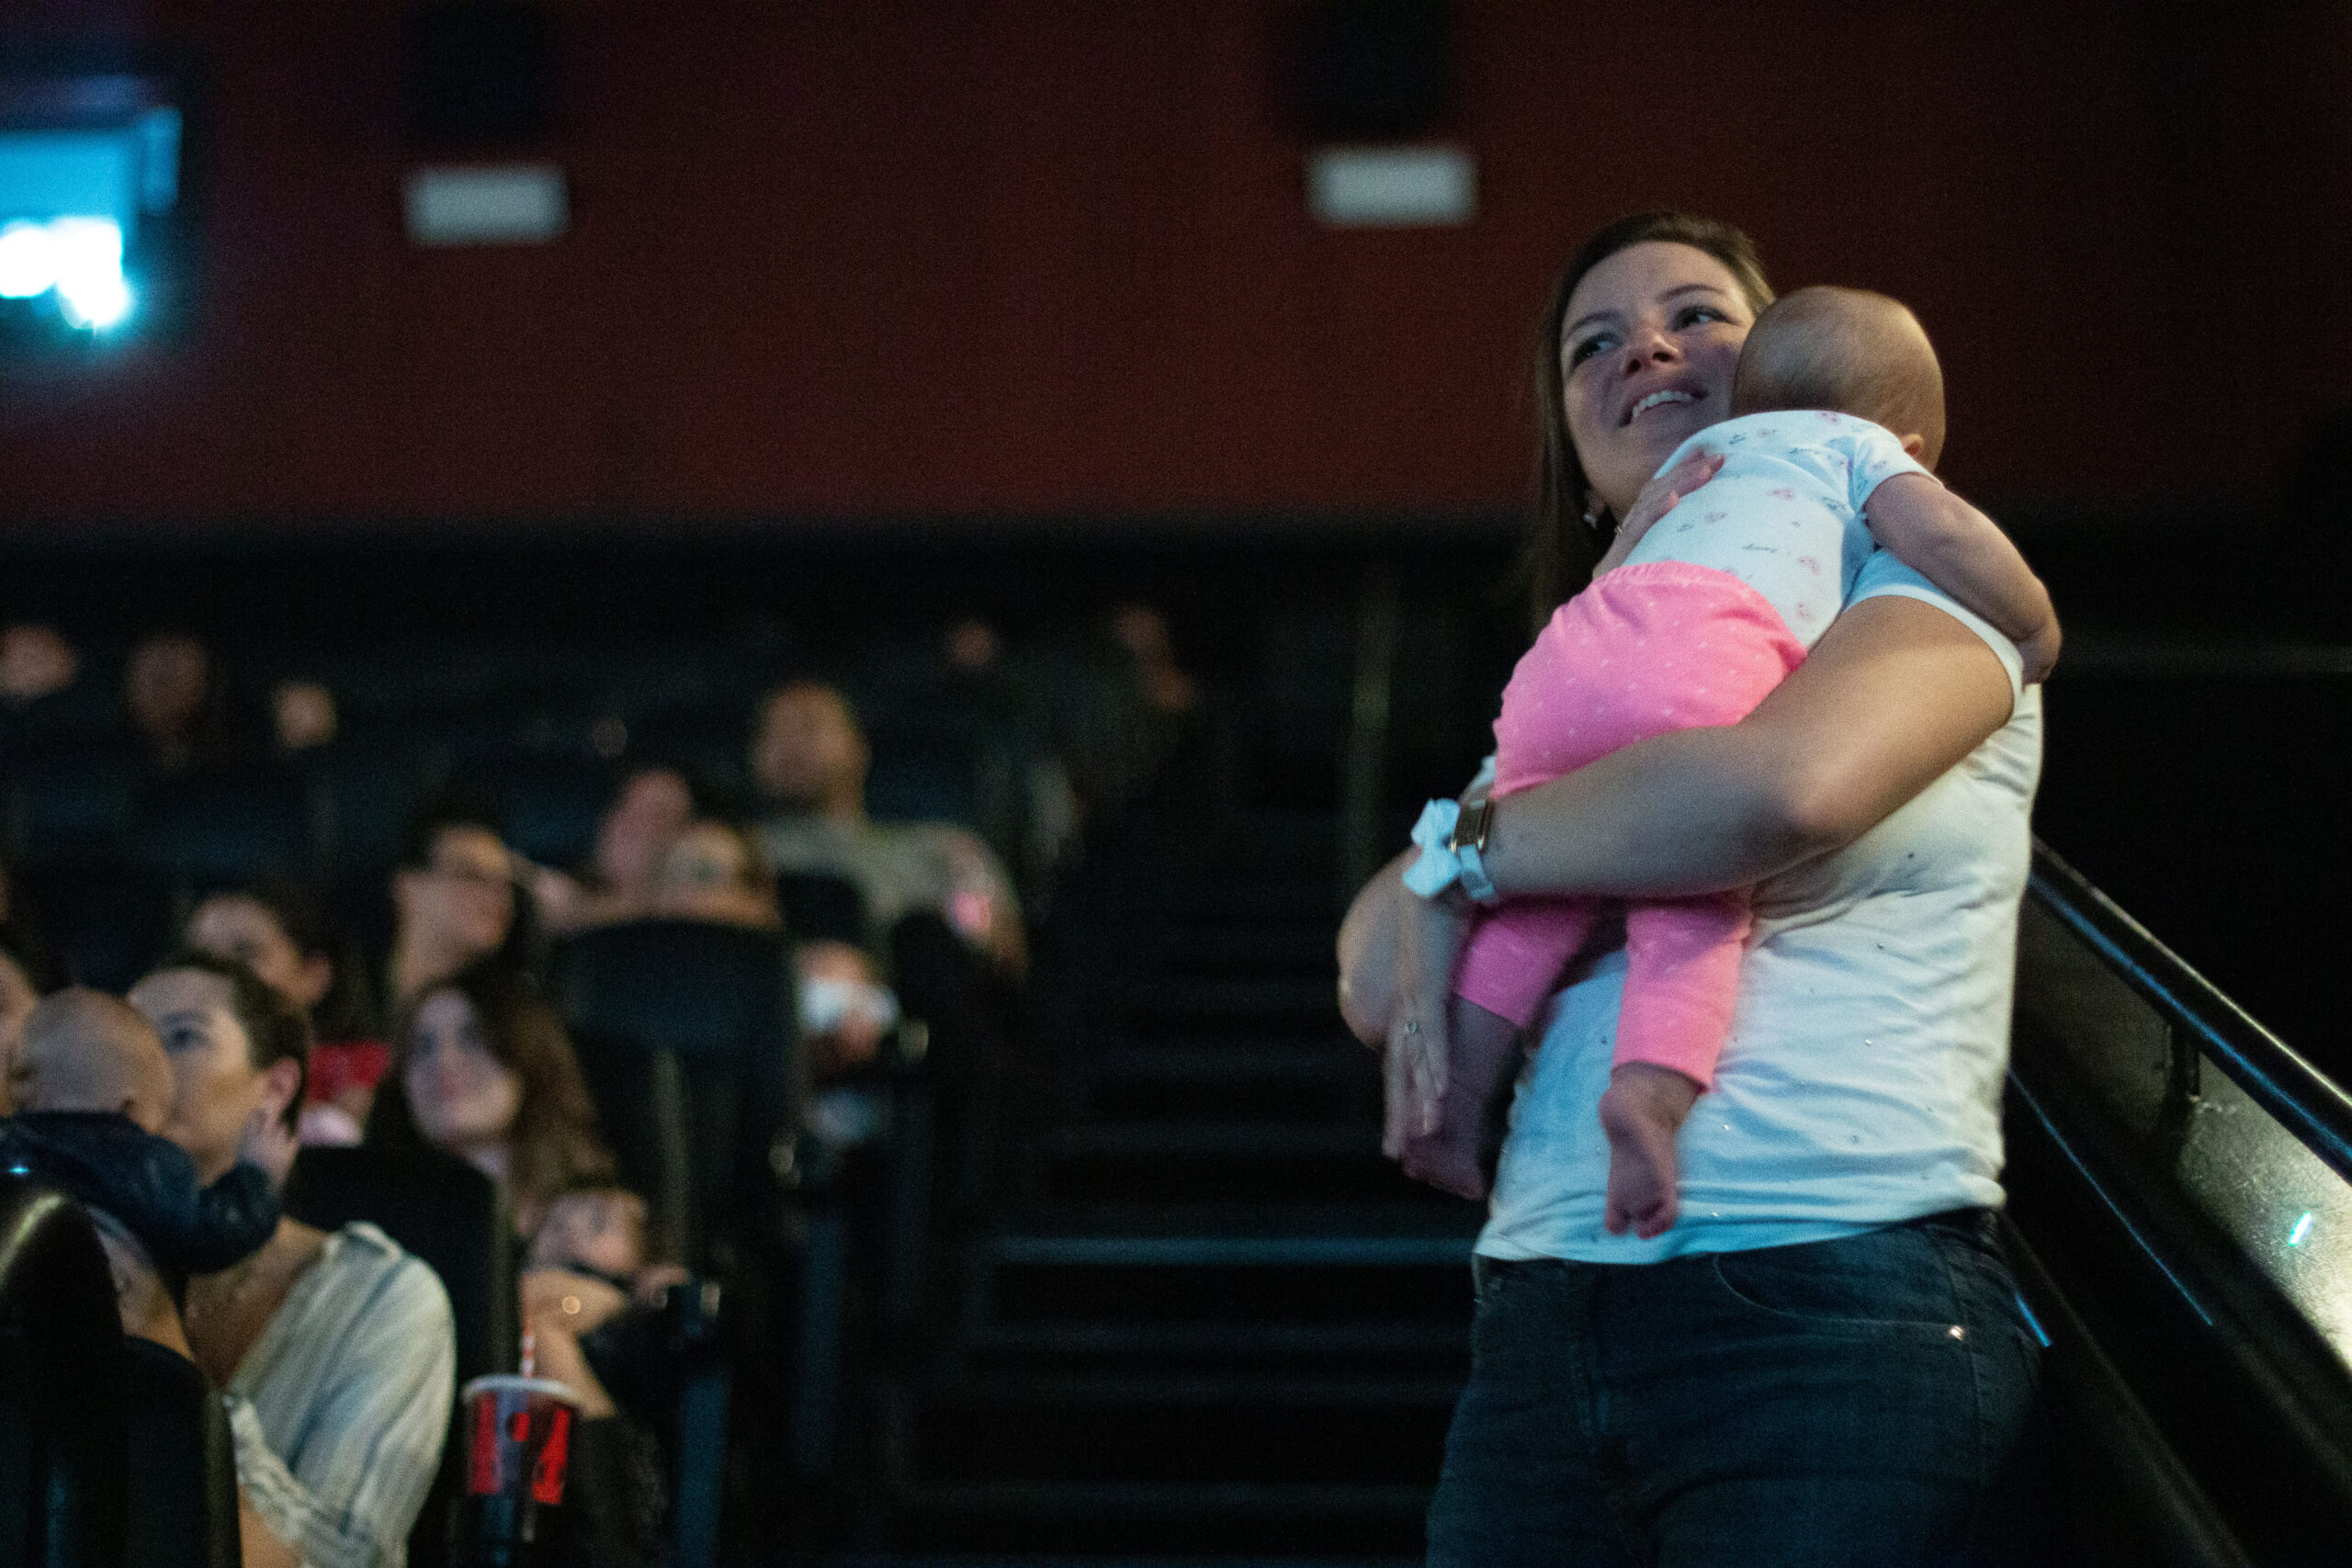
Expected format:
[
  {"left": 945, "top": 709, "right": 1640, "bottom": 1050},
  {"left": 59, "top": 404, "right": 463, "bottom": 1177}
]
[
  {"left": 1480, "top": 554, "right": 2041, "bottom": 1262},
  {"left": 223, "top": 1222, "right": 456, "bottom": 1568}
]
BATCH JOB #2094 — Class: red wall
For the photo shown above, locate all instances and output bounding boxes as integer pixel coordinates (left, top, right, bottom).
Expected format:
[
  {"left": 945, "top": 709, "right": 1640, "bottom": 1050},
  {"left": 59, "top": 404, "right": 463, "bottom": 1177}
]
[{"left": 2, "top": 2, "right": 2346, "bottom": 529}]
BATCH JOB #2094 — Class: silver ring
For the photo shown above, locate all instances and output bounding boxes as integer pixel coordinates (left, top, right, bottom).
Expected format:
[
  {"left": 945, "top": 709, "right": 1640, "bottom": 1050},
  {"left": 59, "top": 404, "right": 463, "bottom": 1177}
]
[{"left": 1402, "top": 1018, "right": 1421, "bottom": 1035}]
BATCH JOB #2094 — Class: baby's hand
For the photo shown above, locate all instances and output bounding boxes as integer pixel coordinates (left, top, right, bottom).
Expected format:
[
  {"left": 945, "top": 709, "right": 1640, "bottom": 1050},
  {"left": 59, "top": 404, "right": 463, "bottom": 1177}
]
[
  {"left": 2018, "top": 618, "right": 2063, "bottom": 686},
  {"left": 1600, "top": 452, "right": 1724, "bottom": 574}
]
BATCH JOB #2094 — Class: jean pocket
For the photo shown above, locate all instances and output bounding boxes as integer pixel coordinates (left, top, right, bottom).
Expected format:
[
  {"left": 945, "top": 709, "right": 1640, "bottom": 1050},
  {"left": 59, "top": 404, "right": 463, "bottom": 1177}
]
[{"left": 1706, "top": 1227, "right": 1968, "bottom": 1339}]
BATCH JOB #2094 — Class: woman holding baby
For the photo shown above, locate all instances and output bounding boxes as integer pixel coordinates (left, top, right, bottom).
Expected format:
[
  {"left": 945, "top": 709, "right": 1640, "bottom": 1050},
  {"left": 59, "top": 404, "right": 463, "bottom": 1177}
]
[{"left": 1339, "top": 211, "right": 2045, "bottom": 1564}]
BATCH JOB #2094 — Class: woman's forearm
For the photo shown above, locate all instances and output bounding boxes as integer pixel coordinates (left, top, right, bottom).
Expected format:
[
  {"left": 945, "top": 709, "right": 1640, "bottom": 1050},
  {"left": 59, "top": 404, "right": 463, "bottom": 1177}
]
[{"left": 1482, "top": 595, "right": 2016, "bottom": 900}]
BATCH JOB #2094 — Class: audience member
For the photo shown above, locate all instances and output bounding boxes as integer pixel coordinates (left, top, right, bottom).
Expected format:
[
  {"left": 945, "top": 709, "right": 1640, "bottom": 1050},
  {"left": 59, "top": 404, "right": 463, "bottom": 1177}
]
[
  {"left": 651, "top": 817, "right": 777, "bottom": 930},
  {"left": 534, "top": 765, "right": 695, "bottom": 936},
  {"left": 270, "top": 679, "right": 339, "bottom": 753},
  {"left": 387, "top": 795, "right": 524, "bottom": 1009},
  {"left": 0, "top": 987, "right": 279, "bottom": 1293},
  {"left": 1107, "top": 602, "right": 1202, "bottom": 718},
  {"left": 124, "top": 629, "right": 228, "bottom": 773},
  {"left": 520, "top": 1179, "right": 680, "bottom": 1564},
  {"left": 0, "top": 943, "right": 36, "bottom": 1114},
  {"left": 370, "top": 959, "right": 612, "bottom": 1234},
  {"left": 121, "top": 951, "right": 456, "bottom": 1568},
  {"left": 1, "top": 621, "right": 81, "bottom": 707},
  {"left": 652, "top": 816, "right": 898, "bottom": 1077},
  {"left": 187, "top": 880, "right": 385, "bottom": 1145},
  {"left": 750, "top": 680, "right": 1026, "bottom": 978}
]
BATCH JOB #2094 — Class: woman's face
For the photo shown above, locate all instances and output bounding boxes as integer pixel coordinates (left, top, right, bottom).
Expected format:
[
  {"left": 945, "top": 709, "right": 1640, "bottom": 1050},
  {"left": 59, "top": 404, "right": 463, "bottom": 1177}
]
[
  {"left": 396, "top": 826, "right": 517, "bottom": 965},
  {"left": 1559, "top": 241, "right": 1757, "bottom": 520},
  {"left": 594, "top": 770, "right": 692, "bottom": 892},
  {"left": 188, "top": 896, "right": 331, "bottom": 1010},
  {"left": 129, "top": 967, "right": 284, "bottom": 1185},
  {"left": 404, "top": 988, "right": 523, "bottom": 1156}
]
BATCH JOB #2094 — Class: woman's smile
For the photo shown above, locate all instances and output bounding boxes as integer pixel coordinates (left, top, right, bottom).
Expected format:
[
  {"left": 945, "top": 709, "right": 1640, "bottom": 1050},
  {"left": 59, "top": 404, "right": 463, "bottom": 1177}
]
[{"left": 1559, "top": 242, "right": 1755, "bottom": 517}]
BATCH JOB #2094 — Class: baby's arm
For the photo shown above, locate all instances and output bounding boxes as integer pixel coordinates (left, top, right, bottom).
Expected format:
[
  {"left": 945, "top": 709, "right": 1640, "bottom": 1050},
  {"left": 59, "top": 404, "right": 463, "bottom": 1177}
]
[{"left": 1863, "top": 474, "right": 2061, "bottom": 682}]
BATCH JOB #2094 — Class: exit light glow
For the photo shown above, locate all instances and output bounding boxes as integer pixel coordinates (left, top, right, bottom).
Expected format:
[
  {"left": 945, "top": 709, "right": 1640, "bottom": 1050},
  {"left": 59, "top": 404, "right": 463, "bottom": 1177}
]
[{"left": 0, "top": 215, "right": 133, "bottom": 328}]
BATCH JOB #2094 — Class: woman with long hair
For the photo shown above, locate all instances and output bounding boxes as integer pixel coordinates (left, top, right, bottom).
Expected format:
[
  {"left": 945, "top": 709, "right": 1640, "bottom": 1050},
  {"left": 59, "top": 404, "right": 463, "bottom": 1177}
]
[
  {"left": 368, "top": 958, "right": 612, "bottom": 1235},
  {"left": 1341, "top": 211, "right": 2041, "bottom": 1564}
]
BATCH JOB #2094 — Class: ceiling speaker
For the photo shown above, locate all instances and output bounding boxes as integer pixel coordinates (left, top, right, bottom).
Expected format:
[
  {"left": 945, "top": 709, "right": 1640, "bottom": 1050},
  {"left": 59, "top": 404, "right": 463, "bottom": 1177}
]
[
  {"left": 404, "top": 1, "right": 552, "bottom": 147},
  {"left": 1300, "top": 0, "right": 1451, "bottom": 141}
]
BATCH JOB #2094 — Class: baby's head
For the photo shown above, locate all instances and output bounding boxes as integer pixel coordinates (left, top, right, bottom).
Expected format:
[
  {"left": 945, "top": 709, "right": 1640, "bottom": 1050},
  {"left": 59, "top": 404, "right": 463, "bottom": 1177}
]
[
  {"left": 529, "top": 1181, "right": 651, "bottom": 1281},
  {"left": 8, "top": 987, "right": 175, "bottom": 1132},
  {"left": 1731, "top": 286, "right": 1946, "bottom": 468}
]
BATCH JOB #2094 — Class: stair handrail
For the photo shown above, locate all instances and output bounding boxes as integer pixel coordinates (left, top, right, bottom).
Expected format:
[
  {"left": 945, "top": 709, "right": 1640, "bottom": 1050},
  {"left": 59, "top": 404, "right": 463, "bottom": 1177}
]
[{"left": 2029, "top": 839, "right": 2352, "bottom": 1184}]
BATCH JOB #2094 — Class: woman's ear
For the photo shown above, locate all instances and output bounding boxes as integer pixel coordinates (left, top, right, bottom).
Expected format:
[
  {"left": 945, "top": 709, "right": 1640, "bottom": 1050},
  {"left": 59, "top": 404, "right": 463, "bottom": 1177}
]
[{"left": 260, "top": 1055, "right": 303, "bottom": 1129}]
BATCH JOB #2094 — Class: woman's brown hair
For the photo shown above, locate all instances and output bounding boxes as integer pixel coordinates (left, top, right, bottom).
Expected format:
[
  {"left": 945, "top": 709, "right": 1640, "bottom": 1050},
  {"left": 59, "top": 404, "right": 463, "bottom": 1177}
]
[
  {"left": 1525, "top": 211, "right": 1775, "bottom": 631},
  {"left": 372, "top": 960, "right": 613, "bottom": 1225}
]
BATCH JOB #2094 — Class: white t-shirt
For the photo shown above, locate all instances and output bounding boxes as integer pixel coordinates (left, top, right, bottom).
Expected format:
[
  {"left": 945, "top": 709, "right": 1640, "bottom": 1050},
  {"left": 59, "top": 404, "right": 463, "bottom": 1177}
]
[
  {"left": 1478, "top": 553, "right": 2041, "bottom": 1262},
  {"left": 1632, "top": 410, "right": 1933, "bottom": 648}
]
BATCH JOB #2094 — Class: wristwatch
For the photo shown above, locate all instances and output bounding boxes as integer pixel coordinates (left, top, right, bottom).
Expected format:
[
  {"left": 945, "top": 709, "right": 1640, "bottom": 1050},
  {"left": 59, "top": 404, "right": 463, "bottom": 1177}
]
[
  {"left": 1450, "top": 795, "right": 1498, "bottom": 903},
  {"left": 1401, "top": 795, "right": 1501, "bottom": 905}
]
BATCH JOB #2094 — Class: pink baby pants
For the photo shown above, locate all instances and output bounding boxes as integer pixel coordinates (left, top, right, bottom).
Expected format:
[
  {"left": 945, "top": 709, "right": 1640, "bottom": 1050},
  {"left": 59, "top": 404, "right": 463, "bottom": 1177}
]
[{"left": 1455, "top": 560, "right": 1807, "bottom": 1088}]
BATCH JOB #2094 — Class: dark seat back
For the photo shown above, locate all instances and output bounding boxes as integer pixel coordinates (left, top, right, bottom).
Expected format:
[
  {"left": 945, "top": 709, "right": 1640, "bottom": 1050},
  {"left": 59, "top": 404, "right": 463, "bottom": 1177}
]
[
  {"left": 121, "top": 1338, "right": 240, "bottom": 1568},
  {"left": 550, "top": 919, "right": 806, "bottom": 1276},
  {"left": 0, "top": 1177, "right": 130, "bottom": 1567},
  {"left": 283, "top": 1144, "right": 514, "bottom": 1568},
  {"left": 776, "top": 872, "right": 869, "bottom": 951}
]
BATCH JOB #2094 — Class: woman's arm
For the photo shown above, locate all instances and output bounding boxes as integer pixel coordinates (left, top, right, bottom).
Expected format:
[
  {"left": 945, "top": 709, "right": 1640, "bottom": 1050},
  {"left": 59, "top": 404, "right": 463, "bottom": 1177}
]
[
  {"left": 1480, "top": 593, "right": 2015, "bottom": 899},
  {"left": 1339, "top": 593, "right": 2015, "bottom": 1141}
]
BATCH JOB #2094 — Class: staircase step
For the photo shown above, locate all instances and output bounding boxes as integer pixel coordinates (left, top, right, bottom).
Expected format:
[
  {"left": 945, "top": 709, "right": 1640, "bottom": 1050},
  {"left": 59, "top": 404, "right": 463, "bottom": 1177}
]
[
  {"left": 887, "top": 1478, "right": 1429, "bottom": 1557},
  {"left": 967, "top": 1318, "right": 1468, "bottom": 1361},
  {"left": 947, "top": 1371, "right": 1466, "bottom": 1407},
  {"left": 913, "top": 1397, "right": 1453, "bottom": 1486},
  {"left": 1130, "top": 976, "right": 1344, "bottom": 1026},
  {"left": 1074, "top": 1044, "right": 1377, "bottom": 1122},
  {"left": 1053, "top": 1122, "right": 1380, "bottom": 1159},
  {"left": 992, "top": 1231, "right": 1475, "bottom": 1269},
  {"left": 1162, "top": 924, "right": 1340, "bottom": 973}
]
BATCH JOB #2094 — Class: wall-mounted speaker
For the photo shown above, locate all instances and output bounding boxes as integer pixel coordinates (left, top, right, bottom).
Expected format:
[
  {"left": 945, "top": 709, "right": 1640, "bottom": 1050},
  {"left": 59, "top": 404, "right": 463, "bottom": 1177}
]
[
  {"left": 1300, "top": 0, "right": 1451, "bottom": 141},
  {"left": 404, "top": 1, "right": 552, "bottom": 147}
]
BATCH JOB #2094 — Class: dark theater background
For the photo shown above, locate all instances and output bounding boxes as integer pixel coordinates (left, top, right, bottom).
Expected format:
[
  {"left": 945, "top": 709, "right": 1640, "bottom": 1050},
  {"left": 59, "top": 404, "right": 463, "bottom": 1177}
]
[{"left": 4, "top": 3, "right": 2352, "bottom": 1564}]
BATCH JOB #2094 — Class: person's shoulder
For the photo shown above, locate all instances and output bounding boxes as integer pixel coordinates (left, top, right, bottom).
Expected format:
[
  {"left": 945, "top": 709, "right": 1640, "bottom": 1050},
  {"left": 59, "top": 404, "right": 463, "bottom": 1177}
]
[{"left": 324, "top": 1222, "right": 455, "bottom": 1319}]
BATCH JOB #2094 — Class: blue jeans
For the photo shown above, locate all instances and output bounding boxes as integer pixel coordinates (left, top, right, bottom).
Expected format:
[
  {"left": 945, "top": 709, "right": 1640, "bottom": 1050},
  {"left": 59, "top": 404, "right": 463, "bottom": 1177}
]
[{"left": 1426, "top": 1212, "right": 2040, "bottom": 1566}]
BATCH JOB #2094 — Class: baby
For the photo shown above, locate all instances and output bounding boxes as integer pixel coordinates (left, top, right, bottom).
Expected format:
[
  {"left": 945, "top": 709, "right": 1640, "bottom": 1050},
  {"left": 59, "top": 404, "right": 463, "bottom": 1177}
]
[
  {"left": 1402, "top": 287, "right": 2057, "bottom": 1233},
  {"left": 0, "top": 988, "right": 280, "bottom": 1293},
  {"left": 527, "top": 1181, "right": 653, "bottom": 1289}
]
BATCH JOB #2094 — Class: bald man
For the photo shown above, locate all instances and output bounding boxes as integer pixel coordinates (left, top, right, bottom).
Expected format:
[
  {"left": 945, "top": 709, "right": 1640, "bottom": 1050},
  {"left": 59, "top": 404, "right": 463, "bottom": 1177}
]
[{"left": 1, "top": 987, "right": 278, "bottom": 1293}]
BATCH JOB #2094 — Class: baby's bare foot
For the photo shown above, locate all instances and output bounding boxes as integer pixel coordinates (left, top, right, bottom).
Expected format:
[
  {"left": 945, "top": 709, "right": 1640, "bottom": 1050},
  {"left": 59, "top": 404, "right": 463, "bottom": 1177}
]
[{"left": 1599, "top": 1064, "right": 1702, "bottom": 1239}]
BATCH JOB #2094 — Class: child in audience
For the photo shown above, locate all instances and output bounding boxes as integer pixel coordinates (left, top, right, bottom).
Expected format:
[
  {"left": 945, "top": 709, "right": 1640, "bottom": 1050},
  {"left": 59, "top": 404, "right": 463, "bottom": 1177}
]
[
  {"left": 528, "top": 1181, "right": 657, "bottom": 1292},
  {"left": 0, "top": 988, "right": 279, "bottom": 1292},
  {"left": 1406, "top": 287, "right": 2059, "bottom": 1234}
]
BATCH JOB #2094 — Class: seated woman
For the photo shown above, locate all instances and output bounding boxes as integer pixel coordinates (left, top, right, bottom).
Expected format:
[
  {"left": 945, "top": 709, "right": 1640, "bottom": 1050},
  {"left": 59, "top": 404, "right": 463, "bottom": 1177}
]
[
  {"left": 531, "top": 765, "right": 697, "bottom": 937},
  {"left": 368, "top": 961, "right": 672, "bottom": 1563},
  {"left": 368, "top": 958, "right": 611, "bottom": 1236},
  {"left": 655, "top": 817, "right": 899, "bottom": 1079},
  {"left": 186, "top": 879, "right": 385, "bottom": 1145},
  {"left": 120, "top": 950, "right": 456, "bottom": 1568}
]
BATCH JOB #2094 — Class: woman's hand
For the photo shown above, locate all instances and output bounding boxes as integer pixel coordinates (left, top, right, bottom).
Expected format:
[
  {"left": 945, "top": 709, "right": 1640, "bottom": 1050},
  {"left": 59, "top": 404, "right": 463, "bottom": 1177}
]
[
  {"left": 1594, "top": 451, "right": 1724, "bottom": 576},
  {"left": 1382, "top": 888, "right": 1466, "bottom": 1160}
]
